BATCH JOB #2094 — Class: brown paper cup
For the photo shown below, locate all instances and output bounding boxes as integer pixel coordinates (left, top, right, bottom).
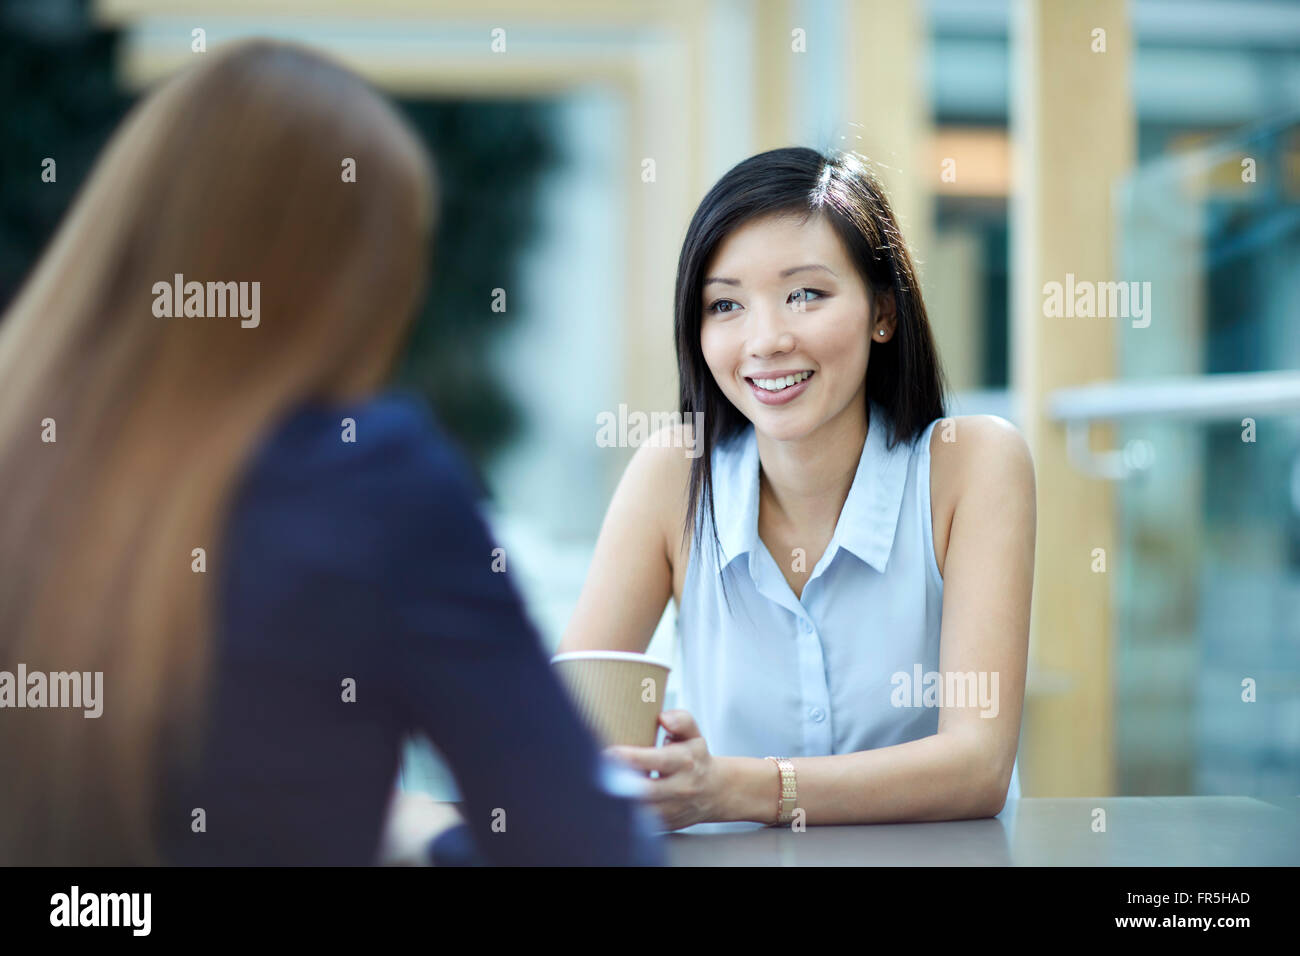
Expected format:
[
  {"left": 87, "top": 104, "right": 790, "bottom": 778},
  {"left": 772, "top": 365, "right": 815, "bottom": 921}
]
[{"left": 550, "top": 651, "right": 671, "bottom": 748}]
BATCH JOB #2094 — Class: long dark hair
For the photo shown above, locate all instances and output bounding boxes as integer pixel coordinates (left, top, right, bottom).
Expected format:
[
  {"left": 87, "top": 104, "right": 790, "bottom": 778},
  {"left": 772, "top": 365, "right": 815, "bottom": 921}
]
[{"left": 674, "top": 146, "right": 948, "bottom": 566}]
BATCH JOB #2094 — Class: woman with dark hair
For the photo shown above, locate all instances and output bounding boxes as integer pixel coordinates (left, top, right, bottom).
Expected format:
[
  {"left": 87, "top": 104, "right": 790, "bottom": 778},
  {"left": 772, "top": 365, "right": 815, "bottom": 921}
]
[{"left": 560, "top": 147, "right": 1035, "bottom": 829}]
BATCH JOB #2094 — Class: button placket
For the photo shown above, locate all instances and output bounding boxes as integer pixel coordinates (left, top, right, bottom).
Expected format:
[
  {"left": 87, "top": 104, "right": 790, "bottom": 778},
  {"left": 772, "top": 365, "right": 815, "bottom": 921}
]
[{"left": 795, "top": 612, "right": 833, "bottom": 753}]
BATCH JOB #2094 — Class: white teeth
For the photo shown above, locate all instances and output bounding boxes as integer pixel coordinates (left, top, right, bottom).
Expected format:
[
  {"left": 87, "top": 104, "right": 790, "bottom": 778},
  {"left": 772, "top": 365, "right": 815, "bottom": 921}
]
[{"left": 752, "top": 371, "right": 812, "bottom": 391}]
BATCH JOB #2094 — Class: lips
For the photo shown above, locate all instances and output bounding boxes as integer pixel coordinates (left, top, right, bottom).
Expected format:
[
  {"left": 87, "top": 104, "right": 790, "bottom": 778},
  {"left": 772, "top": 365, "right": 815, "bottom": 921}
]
[{"left": 744, "top": 370, "right": 815, "bottom": 406}]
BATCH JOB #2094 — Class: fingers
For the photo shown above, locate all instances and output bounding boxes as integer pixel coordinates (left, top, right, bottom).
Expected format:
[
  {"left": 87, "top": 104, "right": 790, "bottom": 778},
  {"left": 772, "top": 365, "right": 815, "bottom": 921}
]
[
  {"left": 604, "top": 741, "right": 700, "bottom": 828},
  {"left": 658, "top": 709, "right": 701, "bottom": 740},
  {"left": 605, "top": 741, "right": 695, "bottom": 776}
]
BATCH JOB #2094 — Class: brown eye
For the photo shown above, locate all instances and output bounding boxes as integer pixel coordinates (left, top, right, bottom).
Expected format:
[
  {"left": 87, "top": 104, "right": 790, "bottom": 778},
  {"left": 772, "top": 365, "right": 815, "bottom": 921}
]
[{"left": 788, "top": 288, "right": 823, "bottom": 307}]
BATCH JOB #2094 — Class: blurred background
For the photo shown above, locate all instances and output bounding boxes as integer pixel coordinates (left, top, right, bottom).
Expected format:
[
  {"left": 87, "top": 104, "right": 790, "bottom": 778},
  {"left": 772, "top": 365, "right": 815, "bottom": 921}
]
[{"left": 2, "top": 0, "right": 1297, "bottom": 803}]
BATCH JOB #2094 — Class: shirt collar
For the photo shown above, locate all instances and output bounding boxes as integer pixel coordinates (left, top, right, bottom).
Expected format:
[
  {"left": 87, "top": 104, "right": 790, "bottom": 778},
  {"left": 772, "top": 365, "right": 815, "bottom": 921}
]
[{"left": 712, "top": 401, "right": 913, "bottom": 575}]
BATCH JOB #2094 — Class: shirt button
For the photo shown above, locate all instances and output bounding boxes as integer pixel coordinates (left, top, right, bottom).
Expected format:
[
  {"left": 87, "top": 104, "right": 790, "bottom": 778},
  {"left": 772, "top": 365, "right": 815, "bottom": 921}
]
[
  {"left": 800, "top": 619, "right": 813, "bottom": 633},
  {"left": 809, "top": 707, "right": 825, "bottom": 722}
]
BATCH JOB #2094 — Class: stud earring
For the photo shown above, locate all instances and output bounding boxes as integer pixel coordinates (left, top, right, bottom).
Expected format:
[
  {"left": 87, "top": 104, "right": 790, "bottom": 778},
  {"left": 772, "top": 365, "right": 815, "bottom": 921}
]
[{"left": 877, "top": 329, "right": 886, "bottom": 336}]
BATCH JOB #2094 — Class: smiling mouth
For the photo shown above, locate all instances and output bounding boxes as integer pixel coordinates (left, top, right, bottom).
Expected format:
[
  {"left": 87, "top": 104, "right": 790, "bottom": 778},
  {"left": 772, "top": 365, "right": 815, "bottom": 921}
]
[{"left": 746, "top": 370, "right": 814, "bottom": 392}]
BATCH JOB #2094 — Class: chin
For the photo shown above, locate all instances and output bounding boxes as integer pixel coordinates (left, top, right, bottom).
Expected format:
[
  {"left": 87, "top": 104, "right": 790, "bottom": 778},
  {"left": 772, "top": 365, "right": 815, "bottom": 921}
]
[{"left": 748, "top": 409, "right": 819, "bottom": 443}]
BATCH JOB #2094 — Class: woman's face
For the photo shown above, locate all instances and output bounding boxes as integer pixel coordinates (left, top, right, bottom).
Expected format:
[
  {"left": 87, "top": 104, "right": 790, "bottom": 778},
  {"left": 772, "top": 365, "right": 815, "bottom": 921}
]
[{"left": 699, "top": 211, "right": 894, "bottom": 444}]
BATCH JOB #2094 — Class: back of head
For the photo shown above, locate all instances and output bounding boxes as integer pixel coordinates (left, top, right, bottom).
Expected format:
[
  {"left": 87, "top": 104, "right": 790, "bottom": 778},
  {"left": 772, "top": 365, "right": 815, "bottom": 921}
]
[{"left": 0, "top": 39, "right": 435, "bottom": 864}]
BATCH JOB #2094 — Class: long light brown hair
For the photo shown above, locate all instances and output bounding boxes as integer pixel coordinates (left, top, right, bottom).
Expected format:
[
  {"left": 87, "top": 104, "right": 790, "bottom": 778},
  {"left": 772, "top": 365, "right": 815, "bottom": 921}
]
[{"left": 0, "top": 39, "right": 435, "bottom": 864}]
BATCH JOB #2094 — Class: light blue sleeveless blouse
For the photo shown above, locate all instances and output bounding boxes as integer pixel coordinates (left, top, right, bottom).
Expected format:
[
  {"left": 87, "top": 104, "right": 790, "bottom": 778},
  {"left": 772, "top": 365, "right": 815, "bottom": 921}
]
[{"left": 674, "top": 400, "right": 1021, "bottom": 804}]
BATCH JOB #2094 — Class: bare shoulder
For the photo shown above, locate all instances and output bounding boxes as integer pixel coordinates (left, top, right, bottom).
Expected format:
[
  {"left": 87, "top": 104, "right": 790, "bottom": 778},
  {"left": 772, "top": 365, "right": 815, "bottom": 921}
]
[
  {"left": 929, "top": 414, "right": 1036, "bottom": 512},
  {"left": 562, "top": 423, "right": 694, "bottom": 654},
  {"left": 621, "top": 422, "right": 697, "bottom": 558},
  {"left": 926, "top": 416, "right": 1034, "bottom": 576},
  {"left": 629, "top": 422, "right": 697, "bottom": 490}
]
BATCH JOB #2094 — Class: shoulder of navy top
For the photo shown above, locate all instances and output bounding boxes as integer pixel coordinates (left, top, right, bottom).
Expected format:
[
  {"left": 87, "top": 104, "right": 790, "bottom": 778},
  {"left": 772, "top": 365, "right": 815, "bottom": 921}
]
[
  {"left": 223, "top": 387, "right": 506, "bottom": 660},
  {"left": 207, "top": 387, "right": 664, "bottom": 866},
  {"left": 239, "top": 386, "right": 481, "bottom": 527}
]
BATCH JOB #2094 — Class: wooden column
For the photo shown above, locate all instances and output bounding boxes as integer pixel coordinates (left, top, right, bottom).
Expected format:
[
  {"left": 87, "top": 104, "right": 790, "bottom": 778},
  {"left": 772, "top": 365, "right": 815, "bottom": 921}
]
[
  {"left": 1011, "top": 0, "right": 1134, "bottom": 796},
  {"left": 753, "top": 0, "right": 796, "bottom": 152},
  {"left": 843, "top": 0, "right": 932, "bottom": 282}
]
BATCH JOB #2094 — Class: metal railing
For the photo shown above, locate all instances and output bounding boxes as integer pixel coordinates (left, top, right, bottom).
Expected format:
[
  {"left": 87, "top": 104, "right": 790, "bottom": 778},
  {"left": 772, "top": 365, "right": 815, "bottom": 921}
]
[{"left": 1047, "top": 370, "right": 1300, "bottom": 479}]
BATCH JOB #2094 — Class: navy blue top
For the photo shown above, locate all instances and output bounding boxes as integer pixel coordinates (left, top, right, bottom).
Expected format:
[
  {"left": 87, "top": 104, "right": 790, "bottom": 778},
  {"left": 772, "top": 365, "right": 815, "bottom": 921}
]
[{"left": 160, "top": 389, "right": 663, "bottom": 866}]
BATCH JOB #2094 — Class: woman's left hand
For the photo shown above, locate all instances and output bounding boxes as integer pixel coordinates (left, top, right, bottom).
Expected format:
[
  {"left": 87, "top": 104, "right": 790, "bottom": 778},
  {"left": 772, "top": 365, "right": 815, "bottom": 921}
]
[{"left": 604, "top": 709, "right": 727, "bottom": 831}]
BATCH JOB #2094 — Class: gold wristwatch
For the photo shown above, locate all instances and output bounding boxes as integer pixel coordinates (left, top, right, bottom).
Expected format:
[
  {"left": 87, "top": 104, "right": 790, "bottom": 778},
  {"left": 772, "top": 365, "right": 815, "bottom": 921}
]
[{"left": 764, "top": 756, "right": 797, "bottom": 824}]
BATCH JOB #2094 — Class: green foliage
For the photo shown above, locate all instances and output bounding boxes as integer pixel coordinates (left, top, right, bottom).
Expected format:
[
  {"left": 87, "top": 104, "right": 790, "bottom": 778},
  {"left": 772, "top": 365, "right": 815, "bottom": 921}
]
[
  {"left": 0, "top": 11, "right": 559, "bottom": 481},
  {"left": 392, "top": 98, "right": 560, "bottom": 472},
  {"left": 0, "top": 16, "right": 131, "bottom": 309}
]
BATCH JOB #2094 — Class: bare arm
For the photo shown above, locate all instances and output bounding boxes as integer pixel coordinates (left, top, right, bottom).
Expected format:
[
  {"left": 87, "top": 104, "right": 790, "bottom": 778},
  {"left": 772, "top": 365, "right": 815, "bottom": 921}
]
[{"left": 557, "top": 427, "right": 690, "bottom": 656}]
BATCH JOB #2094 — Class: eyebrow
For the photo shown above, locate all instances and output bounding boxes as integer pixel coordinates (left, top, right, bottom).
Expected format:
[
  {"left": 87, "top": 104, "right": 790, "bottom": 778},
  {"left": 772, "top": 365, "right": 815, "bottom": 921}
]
[{"left": 703, "top": 263, "right": 837, "bottom": 287}]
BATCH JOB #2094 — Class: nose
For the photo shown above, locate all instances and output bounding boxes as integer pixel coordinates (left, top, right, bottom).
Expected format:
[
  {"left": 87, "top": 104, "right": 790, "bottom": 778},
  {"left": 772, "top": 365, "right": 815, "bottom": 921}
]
[{"left": 746, "top": 301, "right": 795, "bottom": 359}]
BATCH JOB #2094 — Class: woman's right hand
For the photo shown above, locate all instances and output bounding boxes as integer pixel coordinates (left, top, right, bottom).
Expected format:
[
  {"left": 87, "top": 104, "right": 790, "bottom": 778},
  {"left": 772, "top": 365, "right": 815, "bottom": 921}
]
[{"left": 376, "top": 789, "right": 464, "bottom": 866}]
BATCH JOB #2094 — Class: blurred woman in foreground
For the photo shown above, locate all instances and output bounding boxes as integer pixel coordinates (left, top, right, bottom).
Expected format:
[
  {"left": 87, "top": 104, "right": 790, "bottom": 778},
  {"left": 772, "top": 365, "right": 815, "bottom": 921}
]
[{"left": 0, "top": 39, "right": 661, "bottom": 866}]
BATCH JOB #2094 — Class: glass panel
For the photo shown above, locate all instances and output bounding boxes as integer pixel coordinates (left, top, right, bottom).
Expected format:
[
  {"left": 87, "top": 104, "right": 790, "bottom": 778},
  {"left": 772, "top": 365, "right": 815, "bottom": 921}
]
[{"left": 1114, "top": 116, "right": 1300, "bottom": 796}]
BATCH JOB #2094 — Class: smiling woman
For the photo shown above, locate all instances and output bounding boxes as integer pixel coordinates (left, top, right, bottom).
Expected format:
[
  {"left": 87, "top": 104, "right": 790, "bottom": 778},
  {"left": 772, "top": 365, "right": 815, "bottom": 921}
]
[
  {"left": 700, "top": 213, "right": 883, "bottom": 431},
  {"left": 560, "top": 146, "right": 1035, "bottom": 831}
]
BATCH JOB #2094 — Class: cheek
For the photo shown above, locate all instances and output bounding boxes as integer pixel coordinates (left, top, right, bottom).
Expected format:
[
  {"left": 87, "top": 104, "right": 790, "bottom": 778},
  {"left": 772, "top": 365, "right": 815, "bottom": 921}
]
[
  {"left": 699, "top": 325, "right": 734, "bottom": 385},
  {"left": 815, "top": 309, "right": 870, "bottom": 371}
]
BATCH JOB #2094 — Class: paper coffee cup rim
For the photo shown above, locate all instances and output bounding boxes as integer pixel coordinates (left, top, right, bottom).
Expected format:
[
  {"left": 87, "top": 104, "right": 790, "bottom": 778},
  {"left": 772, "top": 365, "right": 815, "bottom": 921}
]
[{"left": 550, "top": 650, "right": 671, "bottom": 669}]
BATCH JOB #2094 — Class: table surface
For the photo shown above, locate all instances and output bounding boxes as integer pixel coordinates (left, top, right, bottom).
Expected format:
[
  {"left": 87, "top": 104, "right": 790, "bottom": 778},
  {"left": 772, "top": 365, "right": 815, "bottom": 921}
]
[{"left": 664, "top": 797, "right": 1300, "bottom": 866}]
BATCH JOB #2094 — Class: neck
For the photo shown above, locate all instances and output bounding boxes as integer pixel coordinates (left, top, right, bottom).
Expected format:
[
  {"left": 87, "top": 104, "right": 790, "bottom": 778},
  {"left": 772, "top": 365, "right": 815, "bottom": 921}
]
[{"left": 755, "top": 398, "right": 870, "bottom": 536}]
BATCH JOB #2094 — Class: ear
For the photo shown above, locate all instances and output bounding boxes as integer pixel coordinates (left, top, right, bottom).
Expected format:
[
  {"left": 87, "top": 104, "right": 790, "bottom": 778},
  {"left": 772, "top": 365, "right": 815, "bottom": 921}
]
[{"left": 871, "top": 289, "right": 898, "bottom": 343}]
